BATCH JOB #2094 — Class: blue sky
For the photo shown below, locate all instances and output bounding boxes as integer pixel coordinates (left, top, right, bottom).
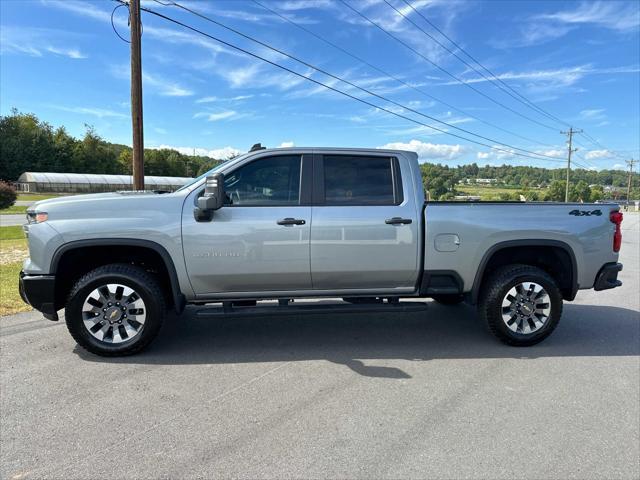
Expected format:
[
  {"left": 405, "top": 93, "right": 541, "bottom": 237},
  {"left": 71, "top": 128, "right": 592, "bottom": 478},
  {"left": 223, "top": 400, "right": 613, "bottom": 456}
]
[{"left": 1, "top": 0, "right": 639, "bottom": 170}]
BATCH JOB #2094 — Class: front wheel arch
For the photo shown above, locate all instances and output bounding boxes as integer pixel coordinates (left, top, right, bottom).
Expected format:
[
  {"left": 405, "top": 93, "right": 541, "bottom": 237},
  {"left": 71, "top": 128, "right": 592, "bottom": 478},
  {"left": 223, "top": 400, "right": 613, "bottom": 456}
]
[{"left": 52, "top": 239, "right": 185, "bottom": 314}]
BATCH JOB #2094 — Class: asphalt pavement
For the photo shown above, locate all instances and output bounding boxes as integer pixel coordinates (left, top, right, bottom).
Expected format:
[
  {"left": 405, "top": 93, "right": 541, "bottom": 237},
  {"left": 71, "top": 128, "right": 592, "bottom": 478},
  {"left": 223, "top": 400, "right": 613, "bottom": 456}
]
[
  {"left": 0, "top": 214, "right": 25, "bottom": 227},
  {"left": 1, "top": 217, "right": 639, "bottom": 479}
]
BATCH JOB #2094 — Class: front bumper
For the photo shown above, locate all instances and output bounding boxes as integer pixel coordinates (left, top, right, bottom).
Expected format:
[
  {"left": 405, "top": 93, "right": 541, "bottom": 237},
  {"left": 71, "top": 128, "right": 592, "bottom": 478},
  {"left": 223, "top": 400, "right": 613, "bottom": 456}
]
[
  {"left": 19, "top": 271, "right": 58, "bottom": 321},
  {"left": 593, "top": 262, "right": 623, "bottom": 291}
]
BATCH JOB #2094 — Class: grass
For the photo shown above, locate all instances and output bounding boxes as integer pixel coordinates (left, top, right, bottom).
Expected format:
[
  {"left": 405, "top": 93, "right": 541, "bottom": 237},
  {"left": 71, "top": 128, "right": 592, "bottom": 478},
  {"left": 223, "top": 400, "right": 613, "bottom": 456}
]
[
  {"left": 0, "top": 226, "right": 29, "bottom": 316},
  {"left": 457, "top": 185, "right": 545, "bottom": 201},
  {"left": 0, "top": 205, "right": 27, "bottom": 214},
  {"left": 0, "top": 261, "right": 31, "bottom": 316},
  {"left": 1, "top": 226, "right": 25, "bottom": 241},
  {"left": 17, "top": 193, "right": 64, "bottom": 202}
]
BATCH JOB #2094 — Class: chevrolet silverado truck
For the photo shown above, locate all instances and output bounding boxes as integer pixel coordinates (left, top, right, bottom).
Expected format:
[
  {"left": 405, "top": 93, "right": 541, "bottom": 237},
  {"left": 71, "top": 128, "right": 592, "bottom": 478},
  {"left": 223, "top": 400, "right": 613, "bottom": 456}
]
[{"left": 19, "top": 147, "right": 624, "bottom": 356}]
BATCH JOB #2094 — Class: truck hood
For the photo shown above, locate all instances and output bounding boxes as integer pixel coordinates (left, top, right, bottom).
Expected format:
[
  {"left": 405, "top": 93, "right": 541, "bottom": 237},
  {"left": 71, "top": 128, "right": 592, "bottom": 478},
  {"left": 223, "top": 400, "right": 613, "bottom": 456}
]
[{"left": 30, "top": 191, "right": 165, "bottom": 211}]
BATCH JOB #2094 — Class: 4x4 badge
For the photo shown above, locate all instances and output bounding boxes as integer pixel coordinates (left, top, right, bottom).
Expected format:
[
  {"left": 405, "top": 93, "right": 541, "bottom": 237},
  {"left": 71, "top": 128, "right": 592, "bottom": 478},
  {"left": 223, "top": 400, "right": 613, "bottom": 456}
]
[{"left": 569, "top": 209, "right": 602, "bottom": 216}]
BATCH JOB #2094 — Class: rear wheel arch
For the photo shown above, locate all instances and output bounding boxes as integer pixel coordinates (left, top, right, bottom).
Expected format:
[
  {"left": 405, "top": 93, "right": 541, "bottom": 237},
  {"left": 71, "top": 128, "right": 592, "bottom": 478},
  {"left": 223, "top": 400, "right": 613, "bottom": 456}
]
[
  {"left": 471, "top": 240, "right": 578, "bottom": 304},
  {"left": 51, "top": 239, "right": 185, "bottom": 313}
]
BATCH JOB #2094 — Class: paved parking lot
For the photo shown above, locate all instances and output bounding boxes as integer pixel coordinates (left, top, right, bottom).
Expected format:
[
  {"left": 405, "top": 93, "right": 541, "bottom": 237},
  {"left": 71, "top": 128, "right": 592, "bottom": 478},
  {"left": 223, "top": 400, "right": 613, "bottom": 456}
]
[{"left": 1, "top": 217, "right": 638, "bottom": 479}]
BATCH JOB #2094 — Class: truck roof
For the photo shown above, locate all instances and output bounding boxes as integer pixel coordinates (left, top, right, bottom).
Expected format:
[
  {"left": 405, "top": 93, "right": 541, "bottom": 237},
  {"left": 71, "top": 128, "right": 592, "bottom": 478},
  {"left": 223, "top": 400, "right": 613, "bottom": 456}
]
[{"left": 246, "top": 147, "right": 418, "bottom": 158}]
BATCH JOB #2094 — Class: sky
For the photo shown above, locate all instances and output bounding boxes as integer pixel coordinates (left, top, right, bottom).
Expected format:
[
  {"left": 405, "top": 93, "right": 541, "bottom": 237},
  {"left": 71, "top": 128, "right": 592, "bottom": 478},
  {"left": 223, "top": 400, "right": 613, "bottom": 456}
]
[{"left": 1, "top": 0, "right": 639, "bottom": 171}]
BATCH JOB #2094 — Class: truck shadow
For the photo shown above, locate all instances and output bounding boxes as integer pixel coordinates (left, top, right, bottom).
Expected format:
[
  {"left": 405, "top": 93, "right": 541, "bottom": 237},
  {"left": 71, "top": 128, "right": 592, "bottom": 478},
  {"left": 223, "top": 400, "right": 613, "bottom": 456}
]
[{"left": 74, "top": 302, "right": 640, "bottom": 378}]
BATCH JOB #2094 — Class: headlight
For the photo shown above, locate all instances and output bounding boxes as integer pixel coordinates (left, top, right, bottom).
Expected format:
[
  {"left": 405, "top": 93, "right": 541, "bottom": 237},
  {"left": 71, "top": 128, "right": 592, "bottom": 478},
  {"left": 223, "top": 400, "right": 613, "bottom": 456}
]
[{"left": 26, "top": 211, "right": 48, "bottom": 224}]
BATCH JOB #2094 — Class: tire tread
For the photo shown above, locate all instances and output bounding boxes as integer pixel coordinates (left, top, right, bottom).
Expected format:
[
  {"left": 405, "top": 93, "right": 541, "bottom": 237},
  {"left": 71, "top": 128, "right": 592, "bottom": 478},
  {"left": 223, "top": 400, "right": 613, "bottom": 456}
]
[
  {"left": 479, "top": 264, "right": 562, "bottom": 346},
  {"left": 65, "top": 263, "right": 166, "bottom": 356}
]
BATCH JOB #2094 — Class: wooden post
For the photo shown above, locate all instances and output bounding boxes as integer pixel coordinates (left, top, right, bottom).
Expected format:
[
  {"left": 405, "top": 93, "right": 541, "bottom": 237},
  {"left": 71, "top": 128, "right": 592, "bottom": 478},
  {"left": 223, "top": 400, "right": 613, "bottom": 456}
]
[{"left": 130, "top": 0, "right": 144, "bottom": 190}]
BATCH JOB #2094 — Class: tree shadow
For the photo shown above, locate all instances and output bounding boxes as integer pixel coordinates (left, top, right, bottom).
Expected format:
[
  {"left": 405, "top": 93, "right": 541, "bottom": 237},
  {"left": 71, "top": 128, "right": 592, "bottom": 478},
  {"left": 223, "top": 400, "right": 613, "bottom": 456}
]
[{"left": 74, "top": 302, "right": 640, "bottom": 379}]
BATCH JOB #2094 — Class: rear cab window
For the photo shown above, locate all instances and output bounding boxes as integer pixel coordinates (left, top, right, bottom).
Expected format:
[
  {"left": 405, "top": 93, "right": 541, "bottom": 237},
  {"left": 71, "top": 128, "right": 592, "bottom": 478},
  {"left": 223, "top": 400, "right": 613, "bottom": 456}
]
[{"left": 318, "top": 155, "right": 403, "bottom": 205}]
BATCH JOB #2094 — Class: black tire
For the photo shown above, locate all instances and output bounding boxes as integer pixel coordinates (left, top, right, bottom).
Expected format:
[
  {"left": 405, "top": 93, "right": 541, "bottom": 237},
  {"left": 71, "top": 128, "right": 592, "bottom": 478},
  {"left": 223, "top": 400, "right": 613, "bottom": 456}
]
[
  {"left": 431, "top": 294, "right": 465, "bottom": 305},
  {"left": 65, "top": 264, "right": 166, "bottom": 356},
  {"left": 478, "top": 264, "right": 563, "bottom": 346}
]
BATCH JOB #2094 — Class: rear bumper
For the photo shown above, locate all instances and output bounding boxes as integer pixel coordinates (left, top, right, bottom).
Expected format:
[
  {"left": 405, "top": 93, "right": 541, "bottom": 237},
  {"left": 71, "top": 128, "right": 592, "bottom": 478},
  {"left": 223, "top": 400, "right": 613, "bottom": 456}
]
[
  {"left": 593, "top": 262, "right": 623, "bottom": 291},
  {"left": 19, "top": 271, "right": 58, "bottom": 321}
]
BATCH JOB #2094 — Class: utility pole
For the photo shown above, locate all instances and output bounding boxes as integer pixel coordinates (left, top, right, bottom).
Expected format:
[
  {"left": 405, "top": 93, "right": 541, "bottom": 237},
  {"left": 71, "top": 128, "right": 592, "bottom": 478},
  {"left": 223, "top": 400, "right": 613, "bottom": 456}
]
[
  {"left": 561, "top": 127, "right": 582, "bottom": 202},
  {"left": 626, "top": 158, "right": 637, "bottom": 205},
  {"left": 130, "top": 0, "right": 144, "bottom": 190}
]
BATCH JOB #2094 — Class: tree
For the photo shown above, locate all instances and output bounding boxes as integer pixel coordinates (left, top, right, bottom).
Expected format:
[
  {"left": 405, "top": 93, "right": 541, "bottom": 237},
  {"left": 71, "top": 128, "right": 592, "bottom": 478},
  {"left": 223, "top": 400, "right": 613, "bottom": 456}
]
[
  {"left": 590, "top": 185, "right": 604, "bottom": 202},
  {"left": 545, "top": 180, "right": 566, "bottom": 201},
  {"left": 572, "top": 180, "right": 591, "bottom": 203}
]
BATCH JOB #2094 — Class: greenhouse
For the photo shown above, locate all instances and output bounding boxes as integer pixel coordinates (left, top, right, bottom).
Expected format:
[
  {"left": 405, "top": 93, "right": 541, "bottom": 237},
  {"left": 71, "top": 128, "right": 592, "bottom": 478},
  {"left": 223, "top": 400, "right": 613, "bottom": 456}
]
[{"left": 16, "top": 172, "right": 193, "bottom": 193}]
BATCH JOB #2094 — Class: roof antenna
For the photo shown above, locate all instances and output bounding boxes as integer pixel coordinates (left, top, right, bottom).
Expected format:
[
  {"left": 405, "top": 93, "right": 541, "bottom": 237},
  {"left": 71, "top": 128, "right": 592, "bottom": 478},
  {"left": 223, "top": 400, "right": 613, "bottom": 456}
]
[{"left": 249, "top": 143, "right": 266, "bottom": 152}]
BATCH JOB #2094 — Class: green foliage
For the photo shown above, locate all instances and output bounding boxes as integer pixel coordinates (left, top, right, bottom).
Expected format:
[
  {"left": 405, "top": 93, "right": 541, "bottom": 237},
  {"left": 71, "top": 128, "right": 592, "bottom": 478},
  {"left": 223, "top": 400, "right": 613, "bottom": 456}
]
[
  {"left": 571, "top": 180, "right": 591, "bottom": 202},
  {"left": 544, "top": 180, "right": 566, "bottom": 201},
  {"left": 0, "top": 181, "right": 17, "bottom": 209},
  {"left": 0, "top": 109, "right": 224, "bottom": 182}
]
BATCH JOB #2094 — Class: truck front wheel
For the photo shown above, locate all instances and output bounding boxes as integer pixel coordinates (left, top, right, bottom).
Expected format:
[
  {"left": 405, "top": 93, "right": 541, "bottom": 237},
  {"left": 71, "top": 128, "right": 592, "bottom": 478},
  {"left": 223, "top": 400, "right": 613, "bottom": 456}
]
[
  {"left": 479, "top": 264, "right": 563, "bottom": 346},
  {"left": 65, "top": 264, "right": 166, "bottom": 356}
]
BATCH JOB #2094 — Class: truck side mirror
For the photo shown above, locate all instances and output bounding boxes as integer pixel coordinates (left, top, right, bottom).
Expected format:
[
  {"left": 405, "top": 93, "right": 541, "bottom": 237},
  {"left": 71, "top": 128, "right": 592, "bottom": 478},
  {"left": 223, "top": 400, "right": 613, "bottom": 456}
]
[{"left": 194, "top": 173, "right": 225, "bottom": 222}]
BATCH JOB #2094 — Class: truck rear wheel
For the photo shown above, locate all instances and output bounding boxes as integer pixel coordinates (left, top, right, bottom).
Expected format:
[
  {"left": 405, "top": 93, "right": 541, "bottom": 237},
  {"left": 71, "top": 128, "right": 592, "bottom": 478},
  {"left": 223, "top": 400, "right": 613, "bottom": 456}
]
[
  {"left": 65, "top": 264, "right": 166, "bottom": 356},
  {"left": 479, "top": 264, "right": 562, "bottom": 346}
]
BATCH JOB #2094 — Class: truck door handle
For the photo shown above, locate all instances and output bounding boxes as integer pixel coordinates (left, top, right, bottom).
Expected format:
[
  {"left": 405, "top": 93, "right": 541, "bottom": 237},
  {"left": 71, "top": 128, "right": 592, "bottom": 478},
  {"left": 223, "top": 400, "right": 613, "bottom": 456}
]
[
  {"left": 277, "top": 218, "right": 306, "bottom": 226},
  {"left": 385, "top": 217, "right": 413, "bottom": 225}
]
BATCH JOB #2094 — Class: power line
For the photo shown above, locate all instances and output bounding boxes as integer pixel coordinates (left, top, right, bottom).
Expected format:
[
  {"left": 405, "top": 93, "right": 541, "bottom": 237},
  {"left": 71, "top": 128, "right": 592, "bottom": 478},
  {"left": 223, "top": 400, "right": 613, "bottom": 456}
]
[
  {"left": 151, "top": 0, "right": 565, "bottom": 163},
  {"left": 396, "top": 0, "right": 571, "bottom": 129},
  {"left": 134, "top": 2, "right": 565, "bottom": 164},
  {"left": 251, "top": 0, "right": 561, "bottom": 150},
  {"left": 338, "top": 0, "right": 559, "bottom": 132}
]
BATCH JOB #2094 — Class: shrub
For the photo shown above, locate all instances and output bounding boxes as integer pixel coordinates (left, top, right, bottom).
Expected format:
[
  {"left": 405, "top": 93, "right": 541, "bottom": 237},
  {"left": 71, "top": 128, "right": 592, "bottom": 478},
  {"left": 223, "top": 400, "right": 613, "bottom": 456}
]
[{"left": 0, "top": 181, "right": 17, "bottom": 209}]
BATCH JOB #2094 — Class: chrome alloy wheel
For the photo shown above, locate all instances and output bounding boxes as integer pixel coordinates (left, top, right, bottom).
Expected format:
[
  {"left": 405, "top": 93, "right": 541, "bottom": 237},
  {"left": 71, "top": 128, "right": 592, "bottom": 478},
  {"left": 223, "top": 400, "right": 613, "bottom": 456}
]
[
  {"left": 501, "top": 282, "right": 551, "bottom": 334},
  {"left": 82, "top": 283, "right": 146, "bottom": 343}
]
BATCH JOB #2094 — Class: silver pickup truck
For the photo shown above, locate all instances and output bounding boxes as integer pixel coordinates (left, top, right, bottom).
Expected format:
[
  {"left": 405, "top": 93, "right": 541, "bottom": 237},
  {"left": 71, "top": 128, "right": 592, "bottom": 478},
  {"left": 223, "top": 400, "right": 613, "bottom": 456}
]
[{"left": 19, "top": 147, "right": 624, "bottom": 356}]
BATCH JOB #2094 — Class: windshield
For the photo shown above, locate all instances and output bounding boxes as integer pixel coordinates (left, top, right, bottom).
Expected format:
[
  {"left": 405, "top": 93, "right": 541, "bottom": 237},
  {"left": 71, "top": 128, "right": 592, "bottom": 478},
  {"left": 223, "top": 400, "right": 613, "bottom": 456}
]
[{"left": 175, "top": 153, "right": 251, "bottom": 192}]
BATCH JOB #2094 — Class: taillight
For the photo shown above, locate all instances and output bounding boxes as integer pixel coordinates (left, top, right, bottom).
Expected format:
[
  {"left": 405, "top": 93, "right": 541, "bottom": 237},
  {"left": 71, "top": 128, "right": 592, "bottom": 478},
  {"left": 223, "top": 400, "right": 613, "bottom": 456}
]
[{"left": 610, "top": 211, "right": 623, "bottom": 252}]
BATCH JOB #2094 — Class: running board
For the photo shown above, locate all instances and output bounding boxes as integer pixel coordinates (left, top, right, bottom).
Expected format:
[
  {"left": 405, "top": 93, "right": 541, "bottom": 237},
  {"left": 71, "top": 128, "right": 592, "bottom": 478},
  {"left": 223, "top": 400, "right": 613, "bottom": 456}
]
[{"left": 195, "top": 300, "right": 429, "bottom": 318}]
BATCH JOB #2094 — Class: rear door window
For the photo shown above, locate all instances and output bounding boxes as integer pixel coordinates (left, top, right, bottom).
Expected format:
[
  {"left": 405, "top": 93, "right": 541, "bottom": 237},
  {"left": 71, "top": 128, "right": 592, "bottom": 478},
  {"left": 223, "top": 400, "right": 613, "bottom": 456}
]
[{"left": 322, "top": 155, "right": 400, "bottom": 205}]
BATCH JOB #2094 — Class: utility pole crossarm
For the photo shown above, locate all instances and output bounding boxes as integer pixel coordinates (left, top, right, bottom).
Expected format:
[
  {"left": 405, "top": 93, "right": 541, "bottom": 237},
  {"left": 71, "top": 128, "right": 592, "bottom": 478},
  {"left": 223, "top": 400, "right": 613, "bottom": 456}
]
[
  {"left": 130, "top": 0, "right": 144, "bottom": 191},
  {"left": 561, "top": 127, "right": 582, "bottom": 202}
]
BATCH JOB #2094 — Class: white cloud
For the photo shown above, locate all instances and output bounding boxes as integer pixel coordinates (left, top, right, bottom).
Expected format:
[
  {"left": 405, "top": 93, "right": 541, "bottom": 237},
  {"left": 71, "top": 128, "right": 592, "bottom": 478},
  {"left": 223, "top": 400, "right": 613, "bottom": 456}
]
[
  {"left": 195, "top": 96, "right": 218, "bottom": 104},
  {"left": 154, "top": 145, "right": 242, "bottom": 160},
  {"left": 580, "top": 108, "right": 606, "bottom": 121},
  {"left": 143, "top": 72, "right": 193, "bottom": 97},
  {"left": 536, "top": 1, "right": 640, "bottom": 31},
  {"left": 612, "top": 163, "right": 626, "bottom": 170},
  {"left": 193, "top": 110, "right": 249, "bottom": 122},
  {"left": 279, "top": 141, "right": 295, "bottom": 148},
  {"left": 195, "top": 95, "right": 254, "bottom": 104},
  {"left": 0, "top": 26, "right": 87, "bottom": 59},
  {"left": 536, "top": 149, "right": 565, "bottom": 158},
  {"left": 476, "top": 147, "right": 518, "bottom": 161},
  {"left": 585, "top": 149, "right": 614, "bottom": 160},
  {"left": 45, "top": 46, "right": 87, "bottom": 59},
  {"left": 494, "top": 1, "right": 640, "bottom": 48},
  {"left": 378, "top": 140, "right": 465, "bottom": 161},
  {"left": 443, "top": 64, "right": 640, "bottom": 92},
  {"left": 49, "top": 105, "right": 127, "bottom": 119},
  {"left": 154, "top": 127, "right": 168, "bottom": 135}
]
